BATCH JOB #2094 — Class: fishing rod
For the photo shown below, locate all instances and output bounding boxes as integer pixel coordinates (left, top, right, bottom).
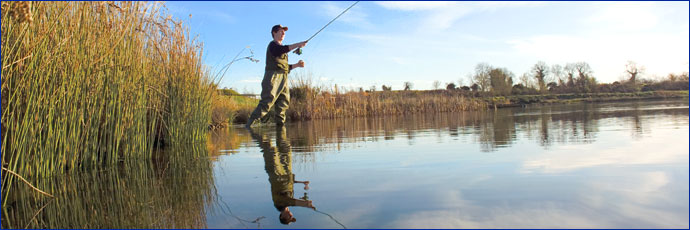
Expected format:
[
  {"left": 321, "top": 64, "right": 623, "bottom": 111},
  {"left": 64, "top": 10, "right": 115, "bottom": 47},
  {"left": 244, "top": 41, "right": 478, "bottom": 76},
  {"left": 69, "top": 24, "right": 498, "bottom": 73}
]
[{"left": 293, "top": 1, "right": 360, "bottom": 55}]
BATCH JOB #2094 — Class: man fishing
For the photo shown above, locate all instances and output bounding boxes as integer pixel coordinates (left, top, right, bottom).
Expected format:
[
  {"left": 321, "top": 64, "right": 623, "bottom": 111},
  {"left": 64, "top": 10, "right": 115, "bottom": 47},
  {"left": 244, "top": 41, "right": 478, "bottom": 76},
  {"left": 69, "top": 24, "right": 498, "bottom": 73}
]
[{"left": 246, "top": 25, "right": 307, "bottom": 128}]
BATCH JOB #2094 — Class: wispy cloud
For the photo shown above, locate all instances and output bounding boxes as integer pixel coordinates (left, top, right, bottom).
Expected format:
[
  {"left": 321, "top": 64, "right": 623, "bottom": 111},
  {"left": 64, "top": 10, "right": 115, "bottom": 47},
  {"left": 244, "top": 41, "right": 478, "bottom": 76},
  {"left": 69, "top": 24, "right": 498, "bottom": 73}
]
[
  {"left": 376, "top": 1, "right": 456, "bottom": 11},
  {"left": 205, "top": 10, "right": 235, "bottom": 24},
  {"left": 239, "top": 78, "right": 260, "bottom": 83},
  {"left": 376, "top": 1, "right": 545, "bottom": 32},
  {"left": 519, "top": 128, "right": 688, "bottom": 174},
  {"left": 320, "top": 2, "right": 370, "bottom": 28}
]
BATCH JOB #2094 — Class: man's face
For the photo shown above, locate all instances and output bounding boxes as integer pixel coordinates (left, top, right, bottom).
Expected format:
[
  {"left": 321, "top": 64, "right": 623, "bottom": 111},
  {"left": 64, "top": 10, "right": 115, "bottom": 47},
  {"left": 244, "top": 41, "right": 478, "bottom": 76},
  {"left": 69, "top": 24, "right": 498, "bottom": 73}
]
[
  {"left": 280, "top": 209, "right": 295, "bottom": 224},
  {"left": 273, "top": 29, "right": 285, "bottom": 42}
]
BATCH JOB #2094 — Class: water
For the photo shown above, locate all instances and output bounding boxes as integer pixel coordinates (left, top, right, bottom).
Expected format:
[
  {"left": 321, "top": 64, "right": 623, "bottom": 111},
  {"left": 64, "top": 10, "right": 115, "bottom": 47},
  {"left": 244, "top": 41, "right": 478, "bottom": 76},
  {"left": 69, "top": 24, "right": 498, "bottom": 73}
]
[{"left": 3, "top": 99, "right": 688, "bottom": 228}]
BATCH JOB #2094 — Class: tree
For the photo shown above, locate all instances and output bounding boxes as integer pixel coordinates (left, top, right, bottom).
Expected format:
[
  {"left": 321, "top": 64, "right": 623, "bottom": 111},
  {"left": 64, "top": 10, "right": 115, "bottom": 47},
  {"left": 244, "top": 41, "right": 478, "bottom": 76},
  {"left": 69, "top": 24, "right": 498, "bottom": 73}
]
[
  {"left": 547, "top": 82, "right": 558, "bottom": 92},
  {"left": 470, "top": 83, "right": 479, "bottom": 92},
  {"left": 519, "top": 73, "right": 533, "bottom": 89},
  {"left": 532, "top": 61, "right": 549, "bottom": 94},
  {"left": 403, "top": 81, "right": 413, "bottom": 91},
  {"left": 489, "top": 67, "right": 514, "bottom": 96},
  {"left": 564, "top": 63, "right": 577, "bottom": 89},
  {"left": 625, "top": 61, "right": 645, "bottom": 85},
  {"left": 473, "top": 63, "right": 492, "bottom": 92},
  {"left": 446, "top": 82, "right": 456, "bottom": 90},
  {"left": 382, "top": 85, "right": 392, "bottom": 91},
  {"left": 432, "top": 80, "right": 441, "bottom": 90},
  {"left": 573, "top": 62, "right": 596, "bottom": 93},
  {"left": 550, "top": 64, "right": 565, "bottom": 91}
]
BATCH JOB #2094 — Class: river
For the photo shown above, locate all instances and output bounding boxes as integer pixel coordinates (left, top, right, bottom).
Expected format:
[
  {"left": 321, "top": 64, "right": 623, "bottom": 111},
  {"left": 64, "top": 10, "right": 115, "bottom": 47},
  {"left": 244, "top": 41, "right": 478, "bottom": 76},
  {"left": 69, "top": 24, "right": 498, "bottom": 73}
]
[{"left": 4, "top": 99, "right": 688, "bottom": 228}]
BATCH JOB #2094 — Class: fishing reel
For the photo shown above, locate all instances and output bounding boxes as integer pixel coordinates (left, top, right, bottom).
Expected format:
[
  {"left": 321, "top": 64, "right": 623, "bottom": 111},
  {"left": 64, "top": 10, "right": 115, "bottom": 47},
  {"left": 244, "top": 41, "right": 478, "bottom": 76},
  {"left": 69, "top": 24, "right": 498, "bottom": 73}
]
[{"left": 293, "top": 47, "right": 303, "bottom": 55}]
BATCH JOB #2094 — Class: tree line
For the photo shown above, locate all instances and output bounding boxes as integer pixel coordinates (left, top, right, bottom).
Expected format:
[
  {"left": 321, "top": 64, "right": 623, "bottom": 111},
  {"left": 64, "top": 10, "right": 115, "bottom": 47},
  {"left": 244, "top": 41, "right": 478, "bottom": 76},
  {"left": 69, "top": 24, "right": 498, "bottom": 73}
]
[{"left": 400, "top": 61, "right": 688, "bottom": 96}]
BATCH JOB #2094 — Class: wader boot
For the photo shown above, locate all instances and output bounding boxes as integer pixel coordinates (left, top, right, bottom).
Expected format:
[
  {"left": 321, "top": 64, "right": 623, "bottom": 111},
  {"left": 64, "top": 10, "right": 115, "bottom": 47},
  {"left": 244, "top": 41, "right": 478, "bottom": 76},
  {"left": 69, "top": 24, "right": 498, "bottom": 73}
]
[{"left": 247, "top": 70, "right": 290, "bottom": 128}]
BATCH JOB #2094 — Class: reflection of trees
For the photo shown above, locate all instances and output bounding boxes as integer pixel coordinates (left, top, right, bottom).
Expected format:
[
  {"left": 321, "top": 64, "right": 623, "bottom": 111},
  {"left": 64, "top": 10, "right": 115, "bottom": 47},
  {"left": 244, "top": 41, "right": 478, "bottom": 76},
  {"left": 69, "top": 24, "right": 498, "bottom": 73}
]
[
  {"left": 216, "top": 100, "right": 688, "bottom": 155},
  {"left": 3, "top": 146, "right": 215, "bottom": 228}
]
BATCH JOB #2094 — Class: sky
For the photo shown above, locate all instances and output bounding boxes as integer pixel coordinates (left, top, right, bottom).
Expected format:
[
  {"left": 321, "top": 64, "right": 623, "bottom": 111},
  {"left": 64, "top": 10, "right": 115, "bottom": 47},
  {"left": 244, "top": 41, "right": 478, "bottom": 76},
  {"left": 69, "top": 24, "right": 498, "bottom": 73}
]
[{"left": 164, "top": 1, "right": 689, "bottom": 93}]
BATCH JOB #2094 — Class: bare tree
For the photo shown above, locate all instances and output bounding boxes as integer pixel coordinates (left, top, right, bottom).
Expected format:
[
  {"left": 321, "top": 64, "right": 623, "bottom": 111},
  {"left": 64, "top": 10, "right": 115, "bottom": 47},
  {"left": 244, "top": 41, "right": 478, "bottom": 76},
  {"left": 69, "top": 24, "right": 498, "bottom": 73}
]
[
  {"left": 625, "top": 61, "right": 645, "bottom": 85},
  {"left": 532, "top": 61, "right": 549, "bottom": 93},
  {"left": 432, "top": 80, "right": 441, "bottom": 90},
  {"left": 519, "top": 73, "right": 534, "bottom": 89},
  {"left": 403, "top": 81, "right": 413, "bottom": 91},
  {"left": 551, "top": 64, "right": 564, "bottom": 86},
  {"left": 564, "top": 63, "right": 577, "bottom": 88},
  {"left": 473, "top": 63, "right": 492, "bottom": 92},
  {"left": 574, "top": 62, "right": 595, "bottom": 93}
]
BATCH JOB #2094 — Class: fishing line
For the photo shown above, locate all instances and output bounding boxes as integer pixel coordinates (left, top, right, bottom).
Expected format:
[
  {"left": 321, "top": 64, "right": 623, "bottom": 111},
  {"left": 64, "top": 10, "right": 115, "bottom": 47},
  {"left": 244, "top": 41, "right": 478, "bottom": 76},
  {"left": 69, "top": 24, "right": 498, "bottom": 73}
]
[
  {"left": 294, "top": 1, "right": 359, "bottom": 55},
  {"left": 313, "top": 209, "right": 347, "bottom": 229}
]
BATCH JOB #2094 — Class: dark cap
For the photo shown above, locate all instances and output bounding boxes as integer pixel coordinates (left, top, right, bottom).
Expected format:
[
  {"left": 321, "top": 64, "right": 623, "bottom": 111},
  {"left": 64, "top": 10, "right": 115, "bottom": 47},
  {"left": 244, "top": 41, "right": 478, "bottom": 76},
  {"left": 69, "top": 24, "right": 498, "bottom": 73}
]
[{"left": 271, "top": 24, "right": 288, "bottom": 34}]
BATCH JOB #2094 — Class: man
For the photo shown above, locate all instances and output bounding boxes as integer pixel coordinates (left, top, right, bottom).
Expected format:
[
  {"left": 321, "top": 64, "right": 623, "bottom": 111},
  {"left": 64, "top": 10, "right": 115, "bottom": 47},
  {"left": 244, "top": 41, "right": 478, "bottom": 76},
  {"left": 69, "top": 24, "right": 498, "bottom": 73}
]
[
  {"left": 248, "top": 126, "right": 315, "bottom": 225},
  {"left": 246, "top": 24, "right": 307, "bottom": 128}
]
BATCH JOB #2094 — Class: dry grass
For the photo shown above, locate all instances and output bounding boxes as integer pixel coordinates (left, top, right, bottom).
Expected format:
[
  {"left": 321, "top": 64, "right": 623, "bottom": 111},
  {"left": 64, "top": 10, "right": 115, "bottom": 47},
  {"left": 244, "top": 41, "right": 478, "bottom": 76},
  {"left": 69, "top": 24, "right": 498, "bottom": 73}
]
[{"left": 287, "top": 72, "right": 487, "bottom": 121}]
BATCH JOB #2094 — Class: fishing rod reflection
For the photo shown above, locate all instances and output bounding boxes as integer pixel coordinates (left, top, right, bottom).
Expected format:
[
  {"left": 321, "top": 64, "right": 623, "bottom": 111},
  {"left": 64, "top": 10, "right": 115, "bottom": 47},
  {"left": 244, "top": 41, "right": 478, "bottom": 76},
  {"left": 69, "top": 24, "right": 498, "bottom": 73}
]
[{"left": 248, "top": 126, "right": 315, "bottom": 225}]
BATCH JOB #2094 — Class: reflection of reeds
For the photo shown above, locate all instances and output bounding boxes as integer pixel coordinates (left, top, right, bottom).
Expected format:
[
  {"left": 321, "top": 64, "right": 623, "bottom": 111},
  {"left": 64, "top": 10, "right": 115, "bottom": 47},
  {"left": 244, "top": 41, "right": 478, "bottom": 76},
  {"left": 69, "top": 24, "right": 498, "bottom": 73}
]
[
  {"left": 206, "top": 127, "right": 253, "bottom": 159},
  {"left": 3, "top": 146, "right": 215, "bottom": 228},
  {"left": 2, "top": 1, "right": 211, "bottom": 205},
  {"left": 287, "top": 72, "right": 487, "bottom": 121}
]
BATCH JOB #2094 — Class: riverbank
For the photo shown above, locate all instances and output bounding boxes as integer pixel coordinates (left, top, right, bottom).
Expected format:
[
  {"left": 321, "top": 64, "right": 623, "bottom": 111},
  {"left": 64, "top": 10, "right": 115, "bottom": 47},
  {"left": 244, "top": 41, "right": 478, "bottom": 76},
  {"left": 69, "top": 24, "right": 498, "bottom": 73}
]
[
  {"left": 488, "top": 90, "right": 689, "bottom": 108},
  {"left": 224, "top": 90, "right": 688, "bottom": 124}
]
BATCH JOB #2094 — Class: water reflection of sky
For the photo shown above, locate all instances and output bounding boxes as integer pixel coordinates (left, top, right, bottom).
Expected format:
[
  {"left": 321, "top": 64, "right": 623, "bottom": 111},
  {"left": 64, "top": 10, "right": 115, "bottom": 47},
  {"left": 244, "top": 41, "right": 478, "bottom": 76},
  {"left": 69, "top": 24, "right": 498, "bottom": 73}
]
[{"left": 207, "top": 100, "right": 689, "bottom": 228}]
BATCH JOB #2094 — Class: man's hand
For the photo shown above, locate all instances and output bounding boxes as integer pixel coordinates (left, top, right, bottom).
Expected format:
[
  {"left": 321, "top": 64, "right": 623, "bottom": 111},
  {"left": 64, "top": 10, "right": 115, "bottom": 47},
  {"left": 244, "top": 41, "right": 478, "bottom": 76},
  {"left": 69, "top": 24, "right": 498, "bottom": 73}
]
[
  {"left": 298, "top": 41, "right": 308, "bottom": 48},
  {"left": 295, "top": 60, "right": 305, "bottom": 68}
]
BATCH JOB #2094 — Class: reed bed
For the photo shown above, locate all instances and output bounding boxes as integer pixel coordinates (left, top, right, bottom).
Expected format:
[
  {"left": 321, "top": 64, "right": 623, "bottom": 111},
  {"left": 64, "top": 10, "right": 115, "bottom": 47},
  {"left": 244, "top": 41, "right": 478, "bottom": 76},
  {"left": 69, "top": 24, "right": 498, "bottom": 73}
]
[
  {"left": 287, "top": 73, "right": 487, "bottom": 121},
  {"left": 211, "top": 92, "right": 257, "bottom": 127},
  {"left": 1, "top": 1, "right": 211, "bottom": 206}
]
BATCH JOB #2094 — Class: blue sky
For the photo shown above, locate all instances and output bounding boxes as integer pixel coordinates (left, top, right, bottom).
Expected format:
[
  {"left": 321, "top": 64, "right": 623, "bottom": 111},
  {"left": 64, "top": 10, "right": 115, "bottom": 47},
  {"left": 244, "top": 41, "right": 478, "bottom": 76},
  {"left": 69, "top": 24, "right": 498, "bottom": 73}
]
[{"left": 165, "top": 1, "right": 689, "bottom": 93}]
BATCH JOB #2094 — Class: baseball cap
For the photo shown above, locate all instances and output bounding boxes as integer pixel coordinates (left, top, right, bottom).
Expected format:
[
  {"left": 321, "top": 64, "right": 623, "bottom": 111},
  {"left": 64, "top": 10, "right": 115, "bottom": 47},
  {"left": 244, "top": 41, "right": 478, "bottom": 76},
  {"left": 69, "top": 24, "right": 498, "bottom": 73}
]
[{"left": 271, "top": 24, "right": 288, "bottom": 33}]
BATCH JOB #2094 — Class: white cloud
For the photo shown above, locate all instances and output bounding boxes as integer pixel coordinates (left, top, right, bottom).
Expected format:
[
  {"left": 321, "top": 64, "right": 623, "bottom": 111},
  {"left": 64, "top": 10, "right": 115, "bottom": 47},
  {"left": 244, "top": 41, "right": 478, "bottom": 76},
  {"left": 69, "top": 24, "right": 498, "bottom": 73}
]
[
  {"left": 508, "top": 33, "right": 689, "bottom": 82},
  {"left": 585, "top": 2, "right": 660, "bottom": 31},
  {"left": 520, "top": 128, "right": 688, "bottom": 174}
]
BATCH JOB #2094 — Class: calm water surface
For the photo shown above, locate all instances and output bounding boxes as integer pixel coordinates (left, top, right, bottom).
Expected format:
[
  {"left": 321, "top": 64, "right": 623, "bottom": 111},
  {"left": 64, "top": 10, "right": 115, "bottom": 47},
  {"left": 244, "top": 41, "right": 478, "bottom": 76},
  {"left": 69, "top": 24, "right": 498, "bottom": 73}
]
[
  {"left": 206, "top": 99, "right": 689, "bottom": 228},
  {"left": 3, "top": 100, "right": 688, "bottom": 228}
]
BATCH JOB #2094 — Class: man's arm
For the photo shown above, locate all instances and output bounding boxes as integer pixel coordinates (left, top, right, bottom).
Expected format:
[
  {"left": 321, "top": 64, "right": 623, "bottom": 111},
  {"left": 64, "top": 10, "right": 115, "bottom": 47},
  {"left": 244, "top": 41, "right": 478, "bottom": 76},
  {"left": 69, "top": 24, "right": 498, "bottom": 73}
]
[
  {"left": 294, "top": 199, "right": 315, "bottom": 210},
  {"left": 269, "top": 41, "right": 308, "bottom": 56},
  {"left": 288, "top": 41, "right": 308, "bottom": 51}
]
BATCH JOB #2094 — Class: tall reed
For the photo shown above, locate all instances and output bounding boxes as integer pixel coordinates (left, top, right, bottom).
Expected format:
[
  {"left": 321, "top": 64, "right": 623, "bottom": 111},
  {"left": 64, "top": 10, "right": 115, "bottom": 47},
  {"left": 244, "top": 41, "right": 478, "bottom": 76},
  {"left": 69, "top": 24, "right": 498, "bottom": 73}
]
[{"left": 1, "top": 1, "right": 211, "bottom": 206}]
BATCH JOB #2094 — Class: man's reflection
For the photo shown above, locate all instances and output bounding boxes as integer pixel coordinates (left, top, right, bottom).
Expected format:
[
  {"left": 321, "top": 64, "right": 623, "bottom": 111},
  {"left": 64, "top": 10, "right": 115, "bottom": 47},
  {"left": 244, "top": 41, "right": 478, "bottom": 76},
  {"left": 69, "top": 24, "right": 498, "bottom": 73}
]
[{"left": 248, "top": 126, "right": 315, "bottom": 225}]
